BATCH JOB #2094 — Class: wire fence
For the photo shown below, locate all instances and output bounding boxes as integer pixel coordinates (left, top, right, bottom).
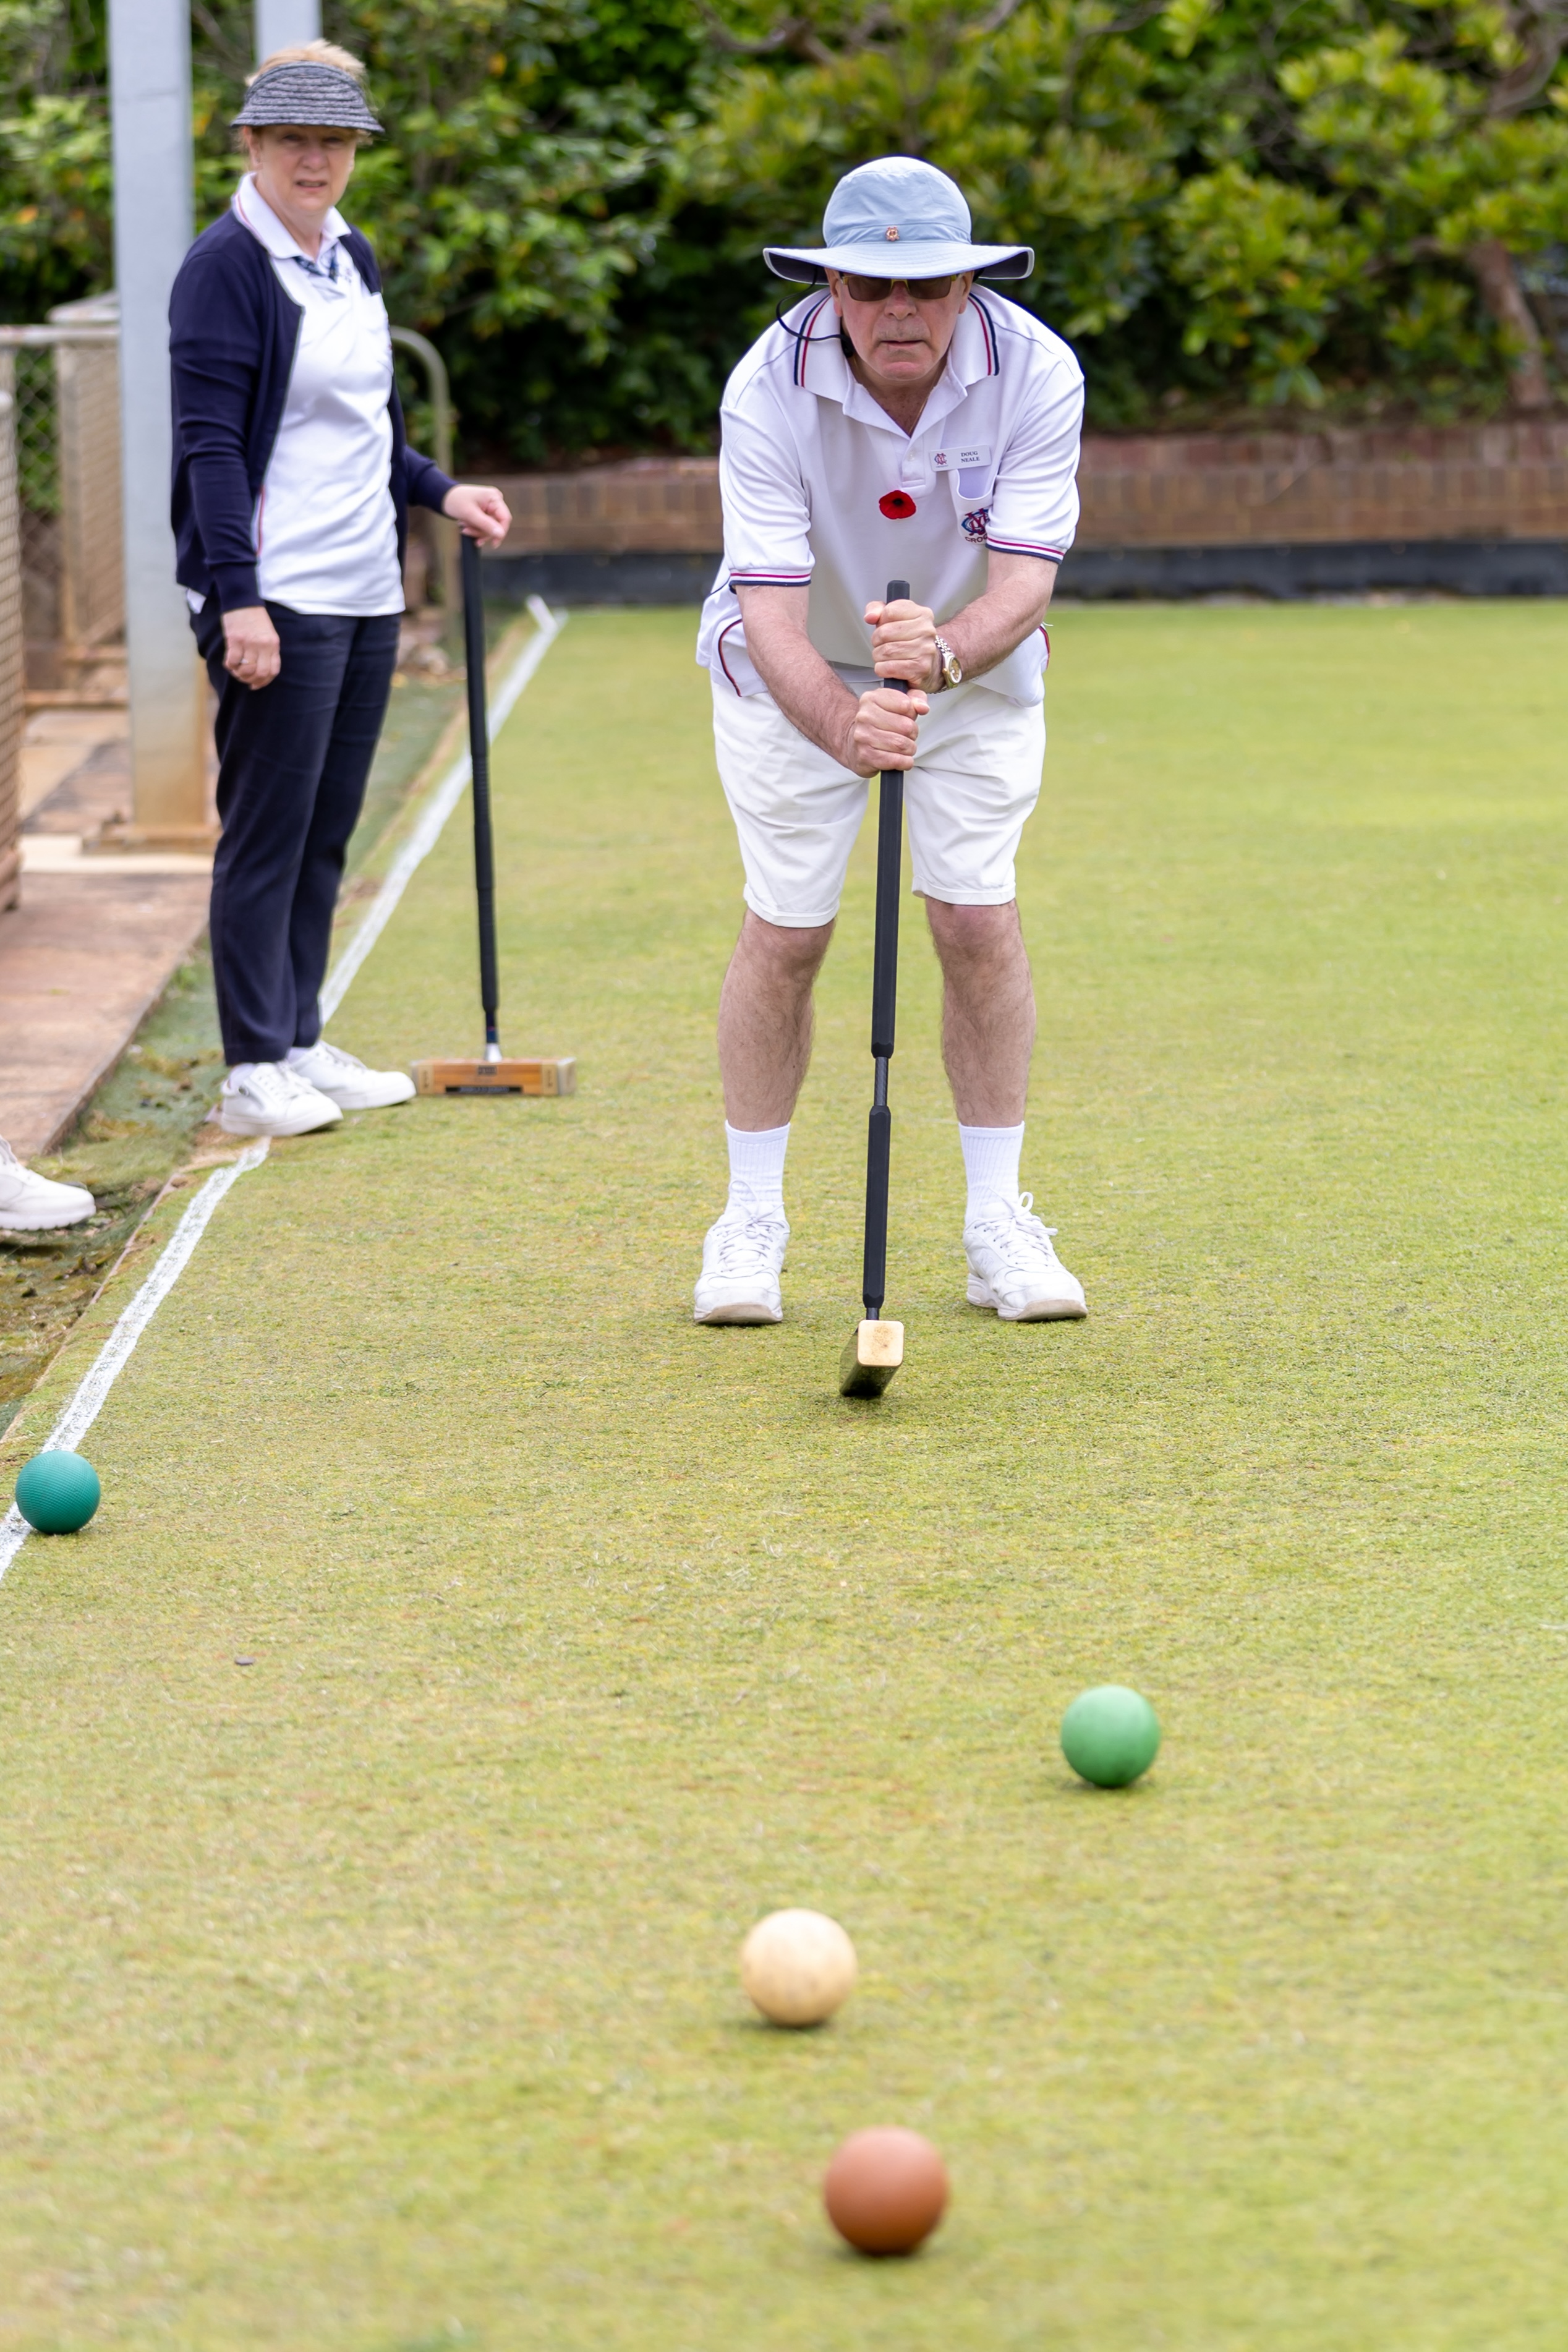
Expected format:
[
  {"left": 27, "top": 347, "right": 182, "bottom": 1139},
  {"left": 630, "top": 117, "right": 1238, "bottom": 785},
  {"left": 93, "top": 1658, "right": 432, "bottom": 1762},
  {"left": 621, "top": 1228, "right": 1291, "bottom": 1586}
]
[
  {"left": 0, "top": 310, "right": 122, "bottom": 692},
  {"left": 0, "top": 346, "right": 67, "bottom": 663},
  {"left": 0, "top": 307, "right": 458, "bottom": 718}
]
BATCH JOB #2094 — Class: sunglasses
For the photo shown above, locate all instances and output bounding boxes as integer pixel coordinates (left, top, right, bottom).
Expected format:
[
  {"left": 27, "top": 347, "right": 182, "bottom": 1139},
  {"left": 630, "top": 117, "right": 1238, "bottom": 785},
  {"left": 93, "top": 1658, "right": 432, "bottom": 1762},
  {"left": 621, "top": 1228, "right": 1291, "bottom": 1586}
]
[{"left": 838, "top": 273, "right": 958, "bottom": 302}]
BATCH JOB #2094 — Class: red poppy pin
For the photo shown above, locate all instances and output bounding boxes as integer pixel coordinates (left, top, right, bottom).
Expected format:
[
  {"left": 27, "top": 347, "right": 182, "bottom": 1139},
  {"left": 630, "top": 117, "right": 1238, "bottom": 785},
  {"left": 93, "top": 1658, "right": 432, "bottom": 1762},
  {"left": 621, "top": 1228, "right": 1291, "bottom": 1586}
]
[{"left": 879, "top": 490, "right": 917, "bottom": 521}]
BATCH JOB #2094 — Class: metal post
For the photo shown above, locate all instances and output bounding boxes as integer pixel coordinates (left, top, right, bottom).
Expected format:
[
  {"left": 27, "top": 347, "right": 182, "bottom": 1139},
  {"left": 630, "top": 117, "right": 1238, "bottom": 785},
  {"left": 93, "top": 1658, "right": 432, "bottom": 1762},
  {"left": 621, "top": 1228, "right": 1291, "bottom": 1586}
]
[
  {"left": 389, "top": 326, "right": 460, "bottom": 637},
  {"left": 0, "top": 383, "right": 22, "bottom": 910},
  {"left": 254, "top": 0, "right": 320, "bottom": 62},
  {"left": 107, "top": 0, "right": 210, "bottom": 848}
]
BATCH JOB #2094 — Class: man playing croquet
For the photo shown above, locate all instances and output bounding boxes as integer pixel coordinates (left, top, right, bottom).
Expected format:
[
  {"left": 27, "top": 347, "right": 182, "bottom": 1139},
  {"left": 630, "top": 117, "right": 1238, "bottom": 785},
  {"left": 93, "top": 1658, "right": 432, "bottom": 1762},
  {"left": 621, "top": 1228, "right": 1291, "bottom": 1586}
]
[{"left": 694, "top": 154, "right": 1087, "bottom": 1327}]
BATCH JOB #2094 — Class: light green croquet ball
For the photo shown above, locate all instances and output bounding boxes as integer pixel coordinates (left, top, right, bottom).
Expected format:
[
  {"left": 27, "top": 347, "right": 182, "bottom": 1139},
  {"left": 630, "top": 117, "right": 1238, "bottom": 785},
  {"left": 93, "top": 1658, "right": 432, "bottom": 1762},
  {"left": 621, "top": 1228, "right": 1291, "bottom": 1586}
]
[
  {"left": 1060, "top": 1685, "right": 1161, "bottom": 1788},
  {"left": 14, "top": 1450, "right": 101, "bottom": 1535}
]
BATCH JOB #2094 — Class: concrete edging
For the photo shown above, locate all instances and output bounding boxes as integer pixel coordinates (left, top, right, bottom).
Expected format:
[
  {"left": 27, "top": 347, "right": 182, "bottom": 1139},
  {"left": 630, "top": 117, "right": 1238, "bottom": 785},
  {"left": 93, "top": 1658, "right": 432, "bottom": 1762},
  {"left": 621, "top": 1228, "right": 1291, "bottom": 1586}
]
[
  {"left": 484, "top": 540, "right": 1568, "bottom": 605},
  {"left": 1057, "top": 539, "right": 1568, "bottom": 599}
]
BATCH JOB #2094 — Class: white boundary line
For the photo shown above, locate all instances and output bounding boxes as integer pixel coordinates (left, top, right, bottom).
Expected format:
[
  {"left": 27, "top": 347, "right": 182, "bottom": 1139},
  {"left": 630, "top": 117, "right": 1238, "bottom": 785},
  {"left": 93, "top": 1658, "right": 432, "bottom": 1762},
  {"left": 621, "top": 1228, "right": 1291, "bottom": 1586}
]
[
  {"left": 320, "top": 594, "right": 566, "bottom": 1021},
  {"left": 0, "top": 1140, "right": 270, "bottom": 1579},
  {"left": 2, "top": 592, "right": 566, "bottom": 1583}
]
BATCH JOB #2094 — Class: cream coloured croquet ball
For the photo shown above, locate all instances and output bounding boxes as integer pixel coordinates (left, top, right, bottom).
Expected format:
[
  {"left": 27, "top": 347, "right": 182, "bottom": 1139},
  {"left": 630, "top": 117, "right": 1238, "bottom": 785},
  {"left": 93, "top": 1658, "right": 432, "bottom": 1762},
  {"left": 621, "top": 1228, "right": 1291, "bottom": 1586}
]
[{"left": 739, "top": 1908, "right": 858, "bottom": 2027}]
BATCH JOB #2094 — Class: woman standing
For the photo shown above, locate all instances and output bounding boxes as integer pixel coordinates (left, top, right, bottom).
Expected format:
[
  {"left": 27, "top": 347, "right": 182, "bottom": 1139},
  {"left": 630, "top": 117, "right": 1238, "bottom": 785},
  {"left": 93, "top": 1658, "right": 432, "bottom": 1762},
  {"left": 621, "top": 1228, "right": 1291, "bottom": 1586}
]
[{"left": 169, "top": 42, "right": 512, "bottom": 1138}]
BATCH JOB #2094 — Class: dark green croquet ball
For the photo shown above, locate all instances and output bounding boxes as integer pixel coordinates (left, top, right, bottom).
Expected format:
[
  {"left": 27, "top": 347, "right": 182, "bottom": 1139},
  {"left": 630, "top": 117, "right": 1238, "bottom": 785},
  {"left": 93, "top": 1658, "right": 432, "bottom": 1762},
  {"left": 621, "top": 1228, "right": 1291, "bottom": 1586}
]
[
  {"left": 1060, "top": 1684, "right": 1161, "bottom": 1788},
  {"left": 14, "top": 1450, "right": 101, "bottom": 1535}
]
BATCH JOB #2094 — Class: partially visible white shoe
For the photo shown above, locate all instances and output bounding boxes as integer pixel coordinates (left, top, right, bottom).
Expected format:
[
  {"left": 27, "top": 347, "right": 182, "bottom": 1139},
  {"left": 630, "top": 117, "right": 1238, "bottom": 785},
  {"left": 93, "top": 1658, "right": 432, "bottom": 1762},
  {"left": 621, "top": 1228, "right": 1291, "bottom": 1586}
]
[
  {"left": 213, "top": 1062, "right": 344, "bottom": 1138},
  {"left": 287, "top": 1039, "right": 416, "bottom": 1111},
  {"left": 0, "top": 1138, "right": 95, "bottom": 1232},
  {"left": 694, "top": 1203, "right": 789, "bottom": 1325},
  {"left": 965, "top": 1193, "right": 1087, "bottom": 1321}
]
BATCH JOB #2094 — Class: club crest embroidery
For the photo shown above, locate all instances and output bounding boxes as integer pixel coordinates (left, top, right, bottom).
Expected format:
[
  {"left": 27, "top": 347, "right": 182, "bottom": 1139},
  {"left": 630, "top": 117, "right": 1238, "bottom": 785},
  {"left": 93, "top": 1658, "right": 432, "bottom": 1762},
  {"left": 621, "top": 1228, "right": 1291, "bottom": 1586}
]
[
  {"left": 961, "top": 506, "right": 991, "bottom": 542},
  {"left": 879, "top": 490, "right": 917, "bottom": 520}
]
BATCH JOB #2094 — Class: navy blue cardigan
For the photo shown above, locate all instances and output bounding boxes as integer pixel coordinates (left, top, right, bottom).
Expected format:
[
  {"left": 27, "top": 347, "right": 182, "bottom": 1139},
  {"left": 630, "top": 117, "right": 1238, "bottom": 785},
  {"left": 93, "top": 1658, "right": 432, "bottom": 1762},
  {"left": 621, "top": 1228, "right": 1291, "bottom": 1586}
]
[{"left": 169, "top": 209, "right": 454, "bottom": 612}]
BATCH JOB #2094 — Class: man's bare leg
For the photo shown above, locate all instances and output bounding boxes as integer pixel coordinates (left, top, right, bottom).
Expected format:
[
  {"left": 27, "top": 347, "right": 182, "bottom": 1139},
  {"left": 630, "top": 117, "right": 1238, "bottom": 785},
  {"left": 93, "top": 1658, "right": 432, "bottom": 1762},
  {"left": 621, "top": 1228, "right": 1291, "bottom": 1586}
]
[
  {"left": 924, "top": 899, "right": 1034, "bottom": 1125},
  {"left": 718, "top": 911, "right": 835, "bottom": 1128},
  {"left": 696, "top": 912, "right": 835, "bottom": 1324},
  {"left": 924, "top": 897, "right": 1084, "bottom": 1319}
]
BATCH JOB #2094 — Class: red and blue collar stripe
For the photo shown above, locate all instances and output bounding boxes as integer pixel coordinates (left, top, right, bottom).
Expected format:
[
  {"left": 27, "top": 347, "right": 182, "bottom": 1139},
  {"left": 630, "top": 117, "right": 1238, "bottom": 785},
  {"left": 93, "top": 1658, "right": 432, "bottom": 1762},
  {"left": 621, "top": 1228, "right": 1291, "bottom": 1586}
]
[
  {"left": 969, "top": 293, "right": 1001, "bottom": 377},
  {"left": 790, "top": 294, "right": 835, "bottom": 387}
]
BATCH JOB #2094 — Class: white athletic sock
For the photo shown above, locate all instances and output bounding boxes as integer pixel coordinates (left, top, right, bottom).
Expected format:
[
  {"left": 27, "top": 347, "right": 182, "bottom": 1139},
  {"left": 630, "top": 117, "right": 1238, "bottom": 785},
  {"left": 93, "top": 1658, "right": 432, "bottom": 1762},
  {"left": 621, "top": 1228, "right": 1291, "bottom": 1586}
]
[
  {"left": 227, "top": 1062, "right": 257, "bottom": 1086},
  {"left": 960, "top": 1121, "right": 1025, "bottom": 1219},
  {"left": 726, "top": 1120, "right": 790, "bottom": 1214}
]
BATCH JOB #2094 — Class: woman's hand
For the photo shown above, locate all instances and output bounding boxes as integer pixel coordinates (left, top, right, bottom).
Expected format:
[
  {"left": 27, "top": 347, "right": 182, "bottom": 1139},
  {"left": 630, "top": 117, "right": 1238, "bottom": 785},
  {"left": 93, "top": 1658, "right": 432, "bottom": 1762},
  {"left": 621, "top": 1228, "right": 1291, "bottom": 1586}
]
[
  {"left": 443, "top": 484, "right": 512, "bottom": 545},
  {"left": 223, "top": 605, "right": 281, "bottom": 691}
]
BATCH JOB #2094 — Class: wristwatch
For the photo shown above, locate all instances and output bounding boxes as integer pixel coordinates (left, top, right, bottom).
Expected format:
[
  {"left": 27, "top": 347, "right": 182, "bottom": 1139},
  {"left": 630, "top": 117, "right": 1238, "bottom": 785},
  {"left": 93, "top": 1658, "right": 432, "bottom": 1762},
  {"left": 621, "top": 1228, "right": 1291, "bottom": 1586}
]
[{"left": 932, "top": 633, "right": 963, "bottom": 692}]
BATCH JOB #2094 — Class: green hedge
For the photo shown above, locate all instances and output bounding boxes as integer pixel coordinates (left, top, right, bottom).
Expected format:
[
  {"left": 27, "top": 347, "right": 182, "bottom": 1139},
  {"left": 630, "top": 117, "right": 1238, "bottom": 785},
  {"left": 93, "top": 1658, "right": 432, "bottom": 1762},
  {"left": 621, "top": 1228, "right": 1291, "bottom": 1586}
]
[{"left": 2, "top": 0, "right": 1563, "bottom": 461}]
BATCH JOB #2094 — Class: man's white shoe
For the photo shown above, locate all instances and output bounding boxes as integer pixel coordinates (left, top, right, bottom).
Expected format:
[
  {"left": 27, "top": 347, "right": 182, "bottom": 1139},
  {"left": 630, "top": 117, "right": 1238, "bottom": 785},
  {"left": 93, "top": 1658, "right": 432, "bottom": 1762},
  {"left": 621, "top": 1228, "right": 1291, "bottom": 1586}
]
[
  {"left": 213, "top": 1062, "right": 344, "bottom": 1138},
  {"left": 287, "top": 1039, "right": 417, "bottom": 1111},
  {"left": 964, "top": 1193, "right": 1087, "bottom": 1321},
  {"left": 694, "top": 1204, "right": 788, "bottom": 1324},
  {"left": 0, "top": 1138, "right": 95, "bottom": 1232}
]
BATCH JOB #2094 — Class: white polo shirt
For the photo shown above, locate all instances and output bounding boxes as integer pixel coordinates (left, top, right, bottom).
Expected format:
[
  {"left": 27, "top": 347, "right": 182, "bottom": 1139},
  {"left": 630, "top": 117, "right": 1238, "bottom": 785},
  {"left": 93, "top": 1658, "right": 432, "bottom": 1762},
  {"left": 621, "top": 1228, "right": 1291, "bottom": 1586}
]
[
  {"left": 696, "top": 289, "right": 1083, "bottom": 707},
  {"left": 228, "top": 174, "right": 403, "bottom": 618}
]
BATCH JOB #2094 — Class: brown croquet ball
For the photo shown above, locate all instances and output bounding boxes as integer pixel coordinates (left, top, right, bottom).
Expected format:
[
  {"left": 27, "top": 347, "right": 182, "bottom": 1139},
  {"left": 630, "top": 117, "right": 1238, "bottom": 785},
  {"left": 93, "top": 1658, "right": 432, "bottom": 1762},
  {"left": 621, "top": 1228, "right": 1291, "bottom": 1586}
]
[{"left": 822, "top": 2126, "right": 949, "bottom": 2256}]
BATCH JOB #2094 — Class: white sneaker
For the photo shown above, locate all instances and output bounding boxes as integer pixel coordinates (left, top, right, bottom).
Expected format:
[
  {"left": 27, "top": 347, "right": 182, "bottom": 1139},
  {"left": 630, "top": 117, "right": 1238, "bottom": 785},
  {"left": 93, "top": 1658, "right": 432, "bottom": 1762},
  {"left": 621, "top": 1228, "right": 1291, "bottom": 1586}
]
[
  {"left": 0, "top": 1138, "right": 95, "bottom": 1232},
  {"left": 693, "top": 1203, "right": 788, "bottom": 1324},
  {"left": 213, "top": 1061, "right": 344, "bottom": 1138},
  {"left": 287, "top": 1039, "right": 416, "bottom": 1111},
  {"left": 965, "top": 1193, "right": 1087, "bottom": 1321}
]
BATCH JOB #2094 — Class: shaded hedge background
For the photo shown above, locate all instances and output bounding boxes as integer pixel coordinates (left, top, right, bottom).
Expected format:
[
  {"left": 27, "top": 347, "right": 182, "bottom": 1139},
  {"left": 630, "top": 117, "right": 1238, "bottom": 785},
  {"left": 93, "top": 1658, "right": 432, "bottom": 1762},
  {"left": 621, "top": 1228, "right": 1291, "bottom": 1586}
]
[{"left": 1, "top": 0, "right": 1564, "bottom": 463}]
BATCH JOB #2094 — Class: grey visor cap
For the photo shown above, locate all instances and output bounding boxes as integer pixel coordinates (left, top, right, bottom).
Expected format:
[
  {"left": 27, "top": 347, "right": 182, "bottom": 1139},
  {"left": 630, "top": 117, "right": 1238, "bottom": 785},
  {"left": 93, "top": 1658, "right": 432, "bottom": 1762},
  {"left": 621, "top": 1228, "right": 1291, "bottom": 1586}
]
[
  {"left": 764, "top": 244, "right": 1033, "bottom": 284},
  {"left": 232, "top": 61, "right": 383, "bottom": 134}
]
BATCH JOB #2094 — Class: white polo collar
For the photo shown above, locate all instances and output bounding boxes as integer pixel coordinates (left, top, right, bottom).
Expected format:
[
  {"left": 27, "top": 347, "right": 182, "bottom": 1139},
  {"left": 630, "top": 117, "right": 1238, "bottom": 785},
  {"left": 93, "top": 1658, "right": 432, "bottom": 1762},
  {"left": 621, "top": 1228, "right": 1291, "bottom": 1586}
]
[
  {"left": 233, "top": 172, "right": 350, "bottom": 265},
  {"left": 795, "top": 293, "right": 1000, "bottom": 440}
]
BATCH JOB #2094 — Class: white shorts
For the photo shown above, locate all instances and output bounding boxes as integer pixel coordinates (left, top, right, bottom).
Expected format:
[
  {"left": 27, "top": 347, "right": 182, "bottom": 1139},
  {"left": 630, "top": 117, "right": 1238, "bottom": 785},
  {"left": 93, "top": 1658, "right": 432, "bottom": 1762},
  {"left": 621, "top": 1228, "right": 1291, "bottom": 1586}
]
[{"left": 712, "top": 680, "right": 1046, "bottom": 928}]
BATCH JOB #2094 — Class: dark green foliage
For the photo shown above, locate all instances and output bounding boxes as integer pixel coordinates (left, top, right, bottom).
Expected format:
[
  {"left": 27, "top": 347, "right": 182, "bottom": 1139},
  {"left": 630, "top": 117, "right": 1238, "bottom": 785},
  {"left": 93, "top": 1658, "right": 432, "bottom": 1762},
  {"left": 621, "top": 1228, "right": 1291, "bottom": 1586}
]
[
  {"left": 0, "top": 0, "right": 111, "bottom": 317},
  {"left": 1, "top": 0, "right": 1562, "bottom": 450}
]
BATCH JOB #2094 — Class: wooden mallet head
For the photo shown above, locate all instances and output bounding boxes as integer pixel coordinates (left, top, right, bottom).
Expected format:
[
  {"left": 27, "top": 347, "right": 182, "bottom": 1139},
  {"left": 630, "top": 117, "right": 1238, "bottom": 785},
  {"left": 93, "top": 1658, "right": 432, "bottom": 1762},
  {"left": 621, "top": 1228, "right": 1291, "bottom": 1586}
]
[
  {"left": 839, "top": 1318, "right": 903, "bottom": 1399},
  {"left": 411, "top": 1056, "right": 576, "bottom": 1097}
]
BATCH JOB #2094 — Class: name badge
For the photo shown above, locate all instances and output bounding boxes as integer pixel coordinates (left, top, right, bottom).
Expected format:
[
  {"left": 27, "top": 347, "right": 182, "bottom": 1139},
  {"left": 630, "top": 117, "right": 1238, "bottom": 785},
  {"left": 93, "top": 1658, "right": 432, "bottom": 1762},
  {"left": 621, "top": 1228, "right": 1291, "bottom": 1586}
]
[{"left": 932, "top": 446, "right": 991, "bottom": 472}]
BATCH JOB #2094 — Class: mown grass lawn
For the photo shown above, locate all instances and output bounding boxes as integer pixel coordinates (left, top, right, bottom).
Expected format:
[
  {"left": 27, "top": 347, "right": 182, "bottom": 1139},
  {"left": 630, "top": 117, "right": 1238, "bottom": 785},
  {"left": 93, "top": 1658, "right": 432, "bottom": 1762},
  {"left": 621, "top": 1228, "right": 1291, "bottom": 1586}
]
[{"left": 1, "top": 600, "right": 1566, "bottom": 2350}]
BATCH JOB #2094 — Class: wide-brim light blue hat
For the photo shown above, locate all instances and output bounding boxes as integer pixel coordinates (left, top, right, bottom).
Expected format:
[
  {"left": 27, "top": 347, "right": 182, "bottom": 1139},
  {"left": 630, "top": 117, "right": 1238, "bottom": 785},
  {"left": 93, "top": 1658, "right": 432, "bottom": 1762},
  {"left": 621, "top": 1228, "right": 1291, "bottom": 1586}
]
[{"left": 764, "top": 155, "right": 1032, "bottom": 285}]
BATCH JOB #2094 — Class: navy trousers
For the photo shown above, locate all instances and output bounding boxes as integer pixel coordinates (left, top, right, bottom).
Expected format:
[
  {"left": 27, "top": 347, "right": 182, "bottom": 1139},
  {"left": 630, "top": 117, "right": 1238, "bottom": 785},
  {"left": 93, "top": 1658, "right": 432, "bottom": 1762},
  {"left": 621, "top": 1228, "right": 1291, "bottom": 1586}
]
[{"left": 194, "top": 601, "right": 400, "bottom": 1064}]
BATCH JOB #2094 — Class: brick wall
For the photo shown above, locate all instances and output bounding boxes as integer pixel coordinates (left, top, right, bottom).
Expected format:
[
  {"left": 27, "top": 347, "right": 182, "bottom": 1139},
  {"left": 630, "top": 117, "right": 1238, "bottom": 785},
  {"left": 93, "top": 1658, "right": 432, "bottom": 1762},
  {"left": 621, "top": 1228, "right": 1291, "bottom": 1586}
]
[
  {"left": 493, "top": 420, "right": 1568, "bottom": 557},
  {"left": 495, "top": 457, "right": 722, "bottom": 555},
  {"left": 1075, "top": 419, "right": 1568, "bottom": 547}
]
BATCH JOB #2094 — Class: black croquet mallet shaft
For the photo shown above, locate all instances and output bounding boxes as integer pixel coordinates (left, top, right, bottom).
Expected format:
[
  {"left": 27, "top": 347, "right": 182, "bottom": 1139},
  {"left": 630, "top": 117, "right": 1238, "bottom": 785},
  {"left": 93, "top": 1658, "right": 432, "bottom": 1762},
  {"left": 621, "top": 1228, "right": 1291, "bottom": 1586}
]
[
  {"left": 409, "top": 542, "right": 577, "bottom": 1098},
  {"left": 462, "top": 530, "right": 501, "bottom": 1056},
  {"left": 839, "top": 576, "right": 911, "bottom": 1400},
  {"left": 862, "top": 709, "right": 905, "bottom": 1320}
]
